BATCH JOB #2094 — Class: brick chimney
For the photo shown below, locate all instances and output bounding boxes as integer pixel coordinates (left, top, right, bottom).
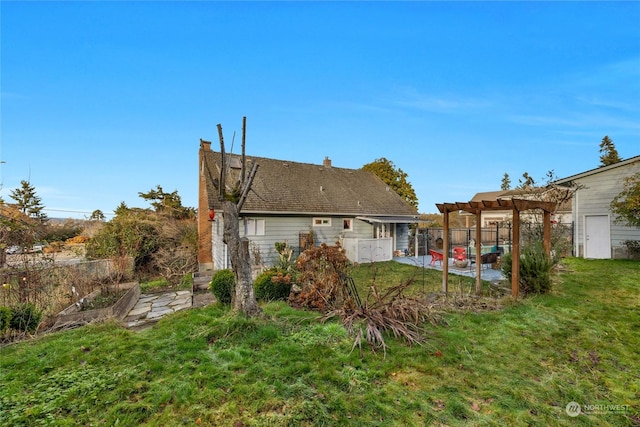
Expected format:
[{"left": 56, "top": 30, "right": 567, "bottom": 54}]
[
  {"left": 323, "top": 156, "right": 332, "bottom": 168},
  {"left": 198, "top": 139, "right": 214, "bottom": 272},
  {"left": 200, "top": 138, "right": 212, "bottom": 151}
]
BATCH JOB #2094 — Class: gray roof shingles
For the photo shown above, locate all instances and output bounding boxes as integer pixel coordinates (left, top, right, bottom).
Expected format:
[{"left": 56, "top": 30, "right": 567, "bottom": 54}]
[{"left": 202, "top": 150, "right": 418, "bottom": 217}]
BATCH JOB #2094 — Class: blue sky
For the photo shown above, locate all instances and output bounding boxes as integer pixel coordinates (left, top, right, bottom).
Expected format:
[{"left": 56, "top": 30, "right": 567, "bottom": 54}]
[{"left": 1, "top": 1, "right": 639, "bottom": 218}]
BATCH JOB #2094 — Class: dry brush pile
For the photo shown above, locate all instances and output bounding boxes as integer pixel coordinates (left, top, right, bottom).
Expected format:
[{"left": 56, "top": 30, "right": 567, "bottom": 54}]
[{"left": 289, "top": 243, "right": 446, "bottom": 356}]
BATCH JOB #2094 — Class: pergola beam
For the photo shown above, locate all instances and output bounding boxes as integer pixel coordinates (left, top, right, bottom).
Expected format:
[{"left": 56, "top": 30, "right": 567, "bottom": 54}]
[{"left": 436, "top": 198, "right": 557, "bottom": 298}]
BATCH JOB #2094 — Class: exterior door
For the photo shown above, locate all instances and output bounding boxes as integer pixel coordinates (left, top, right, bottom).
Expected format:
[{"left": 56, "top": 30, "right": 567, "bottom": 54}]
[{"left": 584, "top": 215, "right": 611, "bottom": 259}]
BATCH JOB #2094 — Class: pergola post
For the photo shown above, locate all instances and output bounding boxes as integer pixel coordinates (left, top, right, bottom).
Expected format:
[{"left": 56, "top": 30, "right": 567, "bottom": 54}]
[
  {"left": 442, "top": 208, "right": 450, "bottom": 294},
  {"left": 475, "top": 209, "right": 482, "bottom": 294},
  {"left": 512, "top": 208, "right": 520, "bottom": 298},
  {"left": 543, "top": 210, "right": 552, "bottom": 256}
]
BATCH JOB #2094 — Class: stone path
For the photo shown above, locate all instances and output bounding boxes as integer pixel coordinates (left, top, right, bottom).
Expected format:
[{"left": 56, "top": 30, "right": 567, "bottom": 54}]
[{"left": 124, "top": 290, "right": 194, "bottom": 330}]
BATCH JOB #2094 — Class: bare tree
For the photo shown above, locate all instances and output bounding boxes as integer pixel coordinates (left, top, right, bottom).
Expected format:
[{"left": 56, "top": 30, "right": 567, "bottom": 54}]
[{"left": 214, "top": 117, "right": 262, "bottom": 317}]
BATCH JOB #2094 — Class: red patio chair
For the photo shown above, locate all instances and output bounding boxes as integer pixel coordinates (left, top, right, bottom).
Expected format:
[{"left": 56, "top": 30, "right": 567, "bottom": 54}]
[{"left": 453, "top": 247, "right": 467, "bottom": 261}]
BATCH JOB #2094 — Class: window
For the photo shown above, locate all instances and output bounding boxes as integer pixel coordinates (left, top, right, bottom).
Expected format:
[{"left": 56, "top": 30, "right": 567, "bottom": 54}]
[
  {"left": 245, "top": 219, "right": 265, "bottom": 236},
  {"left": 342, "top": 219, "right": 353, "bottom": 231},
  {"left": 313, "top": 217, "right": 331, "bottom": 227}
]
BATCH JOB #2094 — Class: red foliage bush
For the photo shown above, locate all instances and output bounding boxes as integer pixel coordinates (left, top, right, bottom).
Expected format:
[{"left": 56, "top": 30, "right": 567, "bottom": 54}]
[{"left": 288, "top": 243, "right": 352, "bottom": 311}]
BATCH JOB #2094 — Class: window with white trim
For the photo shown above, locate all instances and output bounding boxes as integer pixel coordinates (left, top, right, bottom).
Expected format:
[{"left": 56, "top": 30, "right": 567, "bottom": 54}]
[
  {"left": 245, "top": 219, "right": 265, "bottom": 236},
  {"left": 342, "top": 218, "right": 353, "bottom": 231},
  {"left": 313, "top": 217, "right": 331, "bottom": 227}
]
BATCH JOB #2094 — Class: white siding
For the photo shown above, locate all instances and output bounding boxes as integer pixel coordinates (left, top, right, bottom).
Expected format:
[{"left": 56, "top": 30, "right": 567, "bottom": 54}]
[
  {"left": 212, "top": 215, "right": 228, "bottom": 270},
  {"left": 212, "top": 215, "right": 413, "bottom": 268},
  {"left": 572, "top": 160, "right": 640, "bottom": 258},
  {"left": 238, "top": 216, "right": 376, "bottom": 267}
]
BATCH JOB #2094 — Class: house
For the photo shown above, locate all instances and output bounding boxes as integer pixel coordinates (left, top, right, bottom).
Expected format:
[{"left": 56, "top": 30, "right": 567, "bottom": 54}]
[
  {"left": 554, "top": 155, "right": 640, "bottom": 259},
  {"left": 466, "top": 188, "right": 572, "bottom": 227},
  {"left": 197, "top": 140, "right": 419, "bottom": 272}
]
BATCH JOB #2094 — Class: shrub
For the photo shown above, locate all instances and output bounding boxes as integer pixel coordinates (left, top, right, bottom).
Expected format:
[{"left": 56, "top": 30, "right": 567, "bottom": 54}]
[
  {"left": 501, "top": 243, "right": 555, "bottom": 295},
  {"left": 9, "top": 304, "right": 42, "bottom": 333},
  {"left": 274, "top": 242, "right": 296, "bottom": 271},
  {"left": 290, "top": 243, "right": 352, "bottom": 311},
  {"left": 254, "top": 269, "right": 292, "bottom": 301},
  {"left": 623, "top": 240, "right": 640, "bottom": 260},
  {"left": 0, "top": 306, "right": 12, "bottom": 333},
  {"left": 210, "top": 269, "right": 235, "bottom": 305}
]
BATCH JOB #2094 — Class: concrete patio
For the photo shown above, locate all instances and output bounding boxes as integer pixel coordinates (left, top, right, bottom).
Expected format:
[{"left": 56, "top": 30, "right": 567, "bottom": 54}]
[{"left": 393, "top": 254, "right": 505, "bottom": 282}]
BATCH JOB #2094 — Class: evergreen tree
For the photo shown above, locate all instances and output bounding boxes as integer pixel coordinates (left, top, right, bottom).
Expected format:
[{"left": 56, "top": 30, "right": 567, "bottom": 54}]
[
  {"left": 362, "top": 158, "right": 419, "bottom": 209},
  {"left": 599, "top": 135, "right": 621, "bottom": 166},
  {"left": 138, "top": 185, "right": 195, "bottom": 219},
  {"left": 9, "top": 180, "right": 47, "bottom": 221},
  {"left": 114, "top": 202, "right": 129, "bottom": 217},
  {"left": 501, "top": 173, "right": 511, "bottom": 191},
  {"left": 89, "top": 209, "right": 106, "bottom": 222}
]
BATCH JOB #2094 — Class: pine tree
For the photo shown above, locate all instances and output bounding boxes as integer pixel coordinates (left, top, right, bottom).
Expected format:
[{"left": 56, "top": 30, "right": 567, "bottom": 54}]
[
  {"left": 89, "top": 209, "right": 106, "bottom": 222},
  {"left": 599, "top": 135, "right": 621, "bottom": 166},
  {"left": 138, "top": 185, "right": 195, "bottom": 219},
  {"left": 501, "top": 173, "right": 511, "bottom": 191},
  {"left": 9, "top": 180, "right": 47, "bottom": 221}
]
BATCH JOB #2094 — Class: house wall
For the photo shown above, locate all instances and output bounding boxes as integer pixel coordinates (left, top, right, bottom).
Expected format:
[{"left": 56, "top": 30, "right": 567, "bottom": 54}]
[
  {"left": 237, "top": 215, "right": 375, "bottom": 267},
  {"left": 211, "top": 214, "right": 228, "bottom": 270},
  {"left": 572, "top": 161, "right": 640, "bottom": 258},
  {"left": 480, "top": 210, "right": 572, "bottom": 227},
  {"left": 210, "top": 215, "right": 412, "bottom": 270}
]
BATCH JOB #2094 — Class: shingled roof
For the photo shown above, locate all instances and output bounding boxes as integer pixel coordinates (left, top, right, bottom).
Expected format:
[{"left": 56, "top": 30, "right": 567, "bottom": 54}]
[{"left": 201, "top": 148, "right": 418, "bottom": 217}]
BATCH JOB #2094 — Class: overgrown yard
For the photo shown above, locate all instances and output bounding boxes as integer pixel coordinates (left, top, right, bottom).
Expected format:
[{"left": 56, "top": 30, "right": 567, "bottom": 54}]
[{"left": 1, "top": 258, "right": 638, "bottom": 426}]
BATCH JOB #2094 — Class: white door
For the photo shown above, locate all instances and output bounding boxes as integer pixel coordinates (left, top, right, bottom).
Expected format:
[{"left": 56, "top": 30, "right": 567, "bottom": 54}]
[{"left": 584, "top": 215, "right": 611, "bottom": 259}]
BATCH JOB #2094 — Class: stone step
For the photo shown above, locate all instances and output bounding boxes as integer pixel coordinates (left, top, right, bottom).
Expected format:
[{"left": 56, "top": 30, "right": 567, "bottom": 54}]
[{"left": 193, "top": 273, "right": 213, "bottom": 291}]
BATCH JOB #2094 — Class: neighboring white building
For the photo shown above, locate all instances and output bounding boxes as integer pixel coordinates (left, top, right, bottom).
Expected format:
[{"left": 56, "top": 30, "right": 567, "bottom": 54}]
[
  {"left": 554, "top": 155, "right": 640, "bottom": 259},
  {"left": 466, "top": 188, "right": 572, "bottom": 227}
]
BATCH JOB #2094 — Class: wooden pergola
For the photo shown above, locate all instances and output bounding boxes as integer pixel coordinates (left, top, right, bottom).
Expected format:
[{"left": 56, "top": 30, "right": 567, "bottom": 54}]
[{"left": 436, "top": 198, "right": 557, "bottom": 298}]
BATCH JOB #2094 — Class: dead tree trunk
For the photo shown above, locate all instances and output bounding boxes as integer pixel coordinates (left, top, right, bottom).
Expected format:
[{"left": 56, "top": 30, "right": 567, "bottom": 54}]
[
  {"left": 216, "top": 118, "right": 262, "bottom": 317},
  {"left": 222, "top": 201, "right": 261, "bottom": 316}
]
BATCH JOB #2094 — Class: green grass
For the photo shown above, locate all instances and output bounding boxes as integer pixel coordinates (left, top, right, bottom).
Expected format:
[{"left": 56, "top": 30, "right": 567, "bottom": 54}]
[
  {"left": 350, "top": 259, "right": 480, "bottom": 297},
  {"left": 1, "top": 258, "right": 638, "bottom": 426}
]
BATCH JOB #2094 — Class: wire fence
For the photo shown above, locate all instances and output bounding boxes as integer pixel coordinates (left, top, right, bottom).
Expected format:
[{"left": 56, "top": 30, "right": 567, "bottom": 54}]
[{"left": 412, "top": 222, "right": 574, "bottom": 259}]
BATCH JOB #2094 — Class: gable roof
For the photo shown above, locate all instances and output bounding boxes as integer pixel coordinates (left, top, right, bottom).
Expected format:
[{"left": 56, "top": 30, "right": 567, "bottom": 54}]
[
  {"left": 201, "top": 148, "right": 418, "bottom": 218},
  {"left": 468, "top": 187, "right": 571, "bottom": 213},
  {"left": 554, "top": 155, "right": 640, "bottom": 185},
  {"left": 470, "top": 190, "right": 510, "bottom": 202}
]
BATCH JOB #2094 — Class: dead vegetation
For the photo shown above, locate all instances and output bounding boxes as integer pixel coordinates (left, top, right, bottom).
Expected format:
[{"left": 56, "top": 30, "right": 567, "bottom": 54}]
[
  {"left": 289, "top": 245, "right": 508, "bottom": 356},
  {"left": 324, "top": 278, "right": 446, "bottom": 357}
]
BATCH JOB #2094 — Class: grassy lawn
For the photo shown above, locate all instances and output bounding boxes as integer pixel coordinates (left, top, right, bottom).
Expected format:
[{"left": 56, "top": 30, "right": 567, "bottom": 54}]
[{"left": 1, "top": 258, "right": 638, "bottom": 426}]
